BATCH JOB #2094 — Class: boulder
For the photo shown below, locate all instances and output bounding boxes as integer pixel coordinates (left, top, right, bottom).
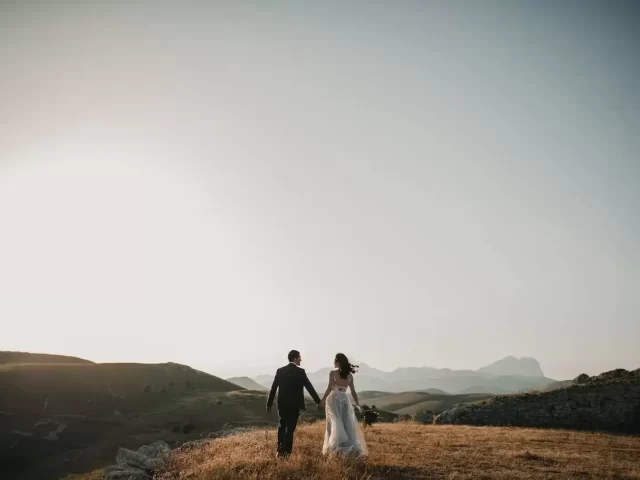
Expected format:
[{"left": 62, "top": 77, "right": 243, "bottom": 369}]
[
  {"left": 573, "top": 373, "right": 591, "bottom": 385},
  {"left": 137, "top": 441, "right": 170, "bottom": 460},
  {"left": 104, "top": 466, "right": 151, "bottom": 480},
  {"left": 115, "top": 448, "right": 151, "bottom": 471},
  {"left": 105, "top": 440, "right": 171, "bottom": 480}
]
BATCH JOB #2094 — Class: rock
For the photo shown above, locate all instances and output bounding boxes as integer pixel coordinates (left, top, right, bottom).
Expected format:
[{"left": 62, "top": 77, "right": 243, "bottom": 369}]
[
  {"left": 573, "top": 373, "right": 591, "bottom": 385},
  {"left": 108, "top": 440, "right": 171, "bottom": 478},
  {"left": 137, "top": 441, "right": 170, "bottom": 459},
  {"left": 115, "top": 448, "right": 152, "bottom": 471},
  {"left": 594, "top": 369, "right": 630, "bottom": 382},
  {"left": 104, "top": 465, "right": 151, "bottom": 480}
]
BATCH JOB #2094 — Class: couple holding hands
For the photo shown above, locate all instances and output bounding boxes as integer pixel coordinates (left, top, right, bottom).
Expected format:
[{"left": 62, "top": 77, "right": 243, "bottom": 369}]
[{"left": 266, "top": 350, "right": 368, "bottom": 458}]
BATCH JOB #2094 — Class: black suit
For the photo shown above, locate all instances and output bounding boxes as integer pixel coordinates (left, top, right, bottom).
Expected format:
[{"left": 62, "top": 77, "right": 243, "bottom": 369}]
[{"left": 266, "top": 363, "right": 321, "bottom": 455}]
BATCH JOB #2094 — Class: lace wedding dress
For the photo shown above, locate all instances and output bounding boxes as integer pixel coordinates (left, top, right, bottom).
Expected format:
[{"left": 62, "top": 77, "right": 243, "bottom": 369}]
[{"left": 322, "top": 374, "right": 368, "bottom": 457}]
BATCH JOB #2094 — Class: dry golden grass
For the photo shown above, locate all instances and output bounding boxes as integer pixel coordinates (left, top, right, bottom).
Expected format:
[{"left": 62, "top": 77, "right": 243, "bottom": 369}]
[{"left": 157, "top": 423, "right": 640, "bottom": 479}]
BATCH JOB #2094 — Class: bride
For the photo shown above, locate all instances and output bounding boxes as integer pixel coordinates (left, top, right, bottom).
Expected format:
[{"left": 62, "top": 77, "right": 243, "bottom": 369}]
[{"left": 319, "top": 353, "right": 368, "bottom": 457}]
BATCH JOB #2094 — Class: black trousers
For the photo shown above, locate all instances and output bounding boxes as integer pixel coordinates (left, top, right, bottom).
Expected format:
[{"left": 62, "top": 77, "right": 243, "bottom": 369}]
[{"left": 277, "top": 405, "right": 300, "bottom": 455}]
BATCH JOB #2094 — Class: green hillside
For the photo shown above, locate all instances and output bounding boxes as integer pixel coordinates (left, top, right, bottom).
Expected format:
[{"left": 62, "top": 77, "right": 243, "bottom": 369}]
[
  {"left": 371, "top": 392, "right": 492, "bottom": 415},
  {"left": 0, "top": 361, "right": 253, "bottom": 480},
  {"left": 358, "top": 391, "right": 394, "bottom": 401}
]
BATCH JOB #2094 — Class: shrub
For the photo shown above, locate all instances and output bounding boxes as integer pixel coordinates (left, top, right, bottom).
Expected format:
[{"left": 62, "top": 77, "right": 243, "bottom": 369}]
[{"left": 414, "top": 409, "right": 435, "bottom": 424}]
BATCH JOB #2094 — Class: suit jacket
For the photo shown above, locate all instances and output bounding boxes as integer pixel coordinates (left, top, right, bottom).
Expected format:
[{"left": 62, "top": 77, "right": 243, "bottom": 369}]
[{"left": 266, "top": 363, "right": 321, "bottom": 410}]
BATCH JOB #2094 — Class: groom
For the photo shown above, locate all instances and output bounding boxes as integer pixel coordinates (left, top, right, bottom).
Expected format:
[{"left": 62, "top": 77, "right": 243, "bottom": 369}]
[{"left": 266, "top": 350, "right": 322, "bottom": 457}]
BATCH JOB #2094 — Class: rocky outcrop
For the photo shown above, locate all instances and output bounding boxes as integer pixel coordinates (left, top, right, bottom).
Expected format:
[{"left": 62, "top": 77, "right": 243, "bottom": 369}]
[
  {"left": 104, "top": 441, "right": 170, "bottom": 480},
  {"left": 573, "top": 373, "right": 591, "bottom": 385},
  {"left": 435, "top": 368, "right": 640, "bottom": 433}
]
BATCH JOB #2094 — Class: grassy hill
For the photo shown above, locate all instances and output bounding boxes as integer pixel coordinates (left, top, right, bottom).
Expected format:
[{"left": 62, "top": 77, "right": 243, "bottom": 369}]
[
  {"left": 420, "top": 388, "right": 449, "bottom": 395},
  {"left": 136, "top": 423, "right": 640, "bottom": 479},
  {"left": 366, "top": 391, "right": 491, "bottom": 415},
  {"left": 357, "top": 391, "right": 393, "bottom": 401},
  {"left": 0, "top": 351, "right": 93, "bottom": 365},
  {"left": 0, "top": 360, "right": 265, "bottom": 479}
]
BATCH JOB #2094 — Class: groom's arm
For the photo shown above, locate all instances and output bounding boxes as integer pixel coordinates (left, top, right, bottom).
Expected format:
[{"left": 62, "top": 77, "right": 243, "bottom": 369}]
[
  {"left": 302, "top": 371, "right": 322, "bottom": 405},
  {"left": 266, "top": 372, "right": 279, "bottom": 411}
]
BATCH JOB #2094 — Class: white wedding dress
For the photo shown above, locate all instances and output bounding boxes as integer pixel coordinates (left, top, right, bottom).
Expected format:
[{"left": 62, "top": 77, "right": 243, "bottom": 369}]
[{"left": 322, "top": 373, "right": 368, "bottom": 457}]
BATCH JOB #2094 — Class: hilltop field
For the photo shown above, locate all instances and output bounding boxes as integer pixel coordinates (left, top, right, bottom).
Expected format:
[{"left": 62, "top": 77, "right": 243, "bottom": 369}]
[{"left": 75, "top": 423, "right": 640, "bottom": 480}]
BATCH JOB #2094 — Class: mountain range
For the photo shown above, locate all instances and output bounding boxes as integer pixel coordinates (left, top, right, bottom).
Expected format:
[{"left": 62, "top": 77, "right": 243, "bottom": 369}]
[{"left": 251, "top": 356, "right": 555, "bottom": 394}]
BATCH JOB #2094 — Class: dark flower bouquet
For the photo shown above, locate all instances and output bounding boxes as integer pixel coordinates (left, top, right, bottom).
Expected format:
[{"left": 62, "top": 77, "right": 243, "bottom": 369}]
[{"left": 359, "top": 404, "right": 380, "bottom": 427}]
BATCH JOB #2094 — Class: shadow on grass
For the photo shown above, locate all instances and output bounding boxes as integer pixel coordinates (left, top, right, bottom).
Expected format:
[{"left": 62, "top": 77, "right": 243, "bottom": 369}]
[{"left": 366, "top": 464, "right": 444, "bottom": 479}]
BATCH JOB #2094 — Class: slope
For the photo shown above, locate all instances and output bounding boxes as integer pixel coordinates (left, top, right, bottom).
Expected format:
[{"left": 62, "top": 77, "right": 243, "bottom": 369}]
[
  {"left": 148, "top": 423, "right": 640, "bottom": 479},
  {"left": 0, "top": 361, "right": 258, "bottom": 480},
  {"left": 0, "top": 350, "right": 93, "bottom": 365},
  {"left": 226, "top": 376, "right": 267, "bottom": 391},
  {"left": 370, "top": 392, "right": 492, "bottom": 414}
]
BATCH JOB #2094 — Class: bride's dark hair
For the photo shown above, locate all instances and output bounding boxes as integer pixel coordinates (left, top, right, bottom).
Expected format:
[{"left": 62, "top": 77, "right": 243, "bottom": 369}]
[{"left": 335, "top": 353, "right": 358, "bottom": 379}]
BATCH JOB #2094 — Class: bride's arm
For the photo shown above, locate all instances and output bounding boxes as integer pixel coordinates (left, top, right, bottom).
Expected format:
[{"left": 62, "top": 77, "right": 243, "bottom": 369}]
[
  {"left": 349, "top": 374, "right": 360, "bottom": 408},
  {"left": 320, "top": 372, "right": 332, "bottom": 406}
]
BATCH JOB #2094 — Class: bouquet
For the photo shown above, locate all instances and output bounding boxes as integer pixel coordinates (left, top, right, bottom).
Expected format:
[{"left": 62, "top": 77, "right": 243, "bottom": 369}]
[{"left": 359, "top": 404, "right": 380, "bottom": 427}]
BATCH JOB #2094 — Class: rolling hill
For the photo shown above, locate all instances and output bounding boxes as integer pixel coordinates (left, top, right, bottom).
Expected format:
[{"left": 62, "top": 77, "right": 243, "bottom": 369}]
[
  {"left": 0, "top": 356, "right": 268, "bottom": 480},
  {"left": 364, "top": 391, "right": 492, "bottom": 415},
  {"left": 0, "top": 351, "right": 93, "bottom": 365},
  {"left": 358, "top": 391, "right": 394, "bottom": 401}
]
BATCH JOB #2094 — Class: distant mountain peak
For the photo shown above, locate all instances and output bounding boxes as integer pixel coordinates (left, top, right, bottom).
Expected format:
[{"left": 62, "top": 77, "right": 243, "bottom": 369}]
[
  {"left": 226, "top": 376, "right": 267, "bottom": 391},
  {"left": 477, "top": 356, "right": 544, "bottom": 377}
]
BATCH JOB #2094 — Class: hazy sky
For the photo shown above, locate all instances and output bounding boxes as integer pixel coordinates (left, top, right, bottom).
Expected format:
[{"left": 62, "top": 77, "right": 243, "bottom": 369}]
[{"left": 1, "top": 1, "right": 638, "bottom": 380}]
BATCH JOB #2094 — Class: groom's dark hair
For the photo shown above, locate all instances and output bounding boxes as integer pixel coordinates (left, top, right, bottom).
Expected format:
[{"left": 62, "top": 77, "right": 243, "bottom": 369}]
[{"left": 288, "top": 350, "right": 301, "bottom": 362}]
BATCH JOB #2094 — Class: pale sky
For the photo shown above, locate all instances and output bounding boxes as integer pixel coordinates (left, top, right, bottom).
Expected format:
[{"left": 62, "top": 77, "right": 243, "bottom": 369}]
[{"left": 1, "top": 1, "right": 638, "bottom": 381}]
